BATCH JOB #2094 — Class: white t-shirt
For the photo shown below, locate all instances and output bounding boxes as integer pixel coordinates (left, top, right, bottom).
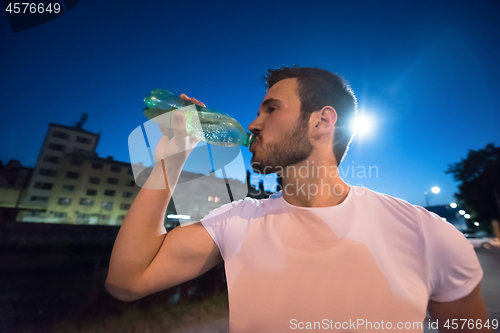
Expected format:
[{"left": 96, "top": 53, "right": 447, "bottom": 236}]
[{"left": 200, "top": 186, "right": 482, "bottom": 332}]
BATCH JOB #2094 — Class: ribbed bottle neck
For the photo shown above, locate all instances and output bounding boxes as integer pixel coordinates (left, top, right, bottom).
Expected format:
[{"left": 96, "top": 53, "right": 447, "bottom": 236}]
[{"left": 244, "top": 133, "right": 254, "bottom": 147}]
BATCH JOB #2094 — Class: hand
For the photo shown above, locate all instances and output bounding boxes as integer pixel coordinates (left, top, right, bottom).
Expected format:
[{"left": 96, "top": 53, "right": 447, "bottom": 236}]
[{"left": 154, "top": 94, "right": 206, "bottom": 163}]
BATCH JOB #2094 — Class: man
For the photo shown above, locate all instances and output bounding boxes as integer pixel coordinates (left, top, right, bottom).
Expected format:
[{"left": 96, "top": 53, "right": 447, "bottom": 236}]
[{"left": 106, "top": 67, "right": 490, "bottom": 332}]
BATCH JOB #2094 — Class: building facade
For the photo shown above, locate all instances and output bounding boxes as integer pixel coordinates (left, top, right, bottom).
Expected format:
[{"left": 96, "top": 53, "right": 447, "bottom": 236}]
[
  {"left": 9, "top": 121, "right": 248, "bottom": 226},
  {"left": 17, "top": 123, "right": 100, "bottom": 212}
]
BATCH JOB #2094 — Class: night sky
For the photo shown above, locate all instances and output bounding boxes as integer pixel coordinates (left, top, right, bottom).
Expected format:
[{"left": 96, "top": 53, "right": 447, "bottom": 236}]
[{"left": 1, "top": 0, "right": 499, "bottom": 207}]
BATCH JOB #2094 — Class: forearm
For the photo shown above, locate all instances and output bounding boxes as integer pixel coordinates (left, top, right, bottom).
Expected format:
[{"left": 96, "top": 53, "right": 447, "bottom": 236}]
[{"left": 106, "top": 161, "right": 181, "bottom": 299}]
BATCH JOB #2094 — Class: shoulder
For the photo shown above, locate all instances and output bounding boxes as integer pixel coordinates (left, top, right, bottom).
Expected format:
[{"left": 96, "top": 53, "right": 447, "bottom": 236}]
[
  {"left": 201, "top": 195, "right": 276, "bottom": 223},
  {"left": 355, "top": 187, "right": 431, "bottom": 221}
]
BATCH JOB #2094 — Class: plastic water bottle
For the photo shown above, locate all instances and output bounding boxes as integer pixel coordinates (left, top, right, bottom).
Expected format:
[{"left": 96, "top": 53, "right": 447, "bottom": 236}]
[{"left": 143, "top": 89, "right": 254, "bottom": 148}]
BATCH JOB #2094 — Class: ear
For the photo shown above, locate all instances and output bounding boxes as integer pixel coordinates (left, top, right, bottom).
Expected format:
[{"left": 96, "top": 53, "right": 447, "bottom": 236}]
[{"left": 311, "top": 106, "right": 337, "bottom": 138}]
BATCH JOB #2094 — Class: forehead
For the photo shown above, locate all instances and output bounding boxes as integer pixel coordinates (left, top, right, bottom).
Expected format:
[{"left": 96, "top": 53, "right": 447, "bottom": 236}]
[{"left": 263, "top": 78, "right": 300, "bottom": 104}]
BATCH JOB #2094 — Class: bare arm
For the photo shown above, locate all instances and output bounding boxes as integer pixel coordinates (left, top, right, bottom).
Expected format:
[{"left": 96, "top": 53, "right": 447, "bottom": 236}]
[
  {"left": 105, "top": 95, "right": 222, "bottom": 301},
  {"left": 427, "top": 283, "right": 491, "bottom": 332}
]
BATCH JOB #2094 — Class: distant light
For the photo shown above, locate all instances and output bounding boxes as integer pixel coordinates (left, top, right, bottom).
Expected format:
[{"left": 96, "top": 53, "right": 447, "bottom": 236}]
[
  {"left": 441, "top": 217, "right": 447, "bottom": 221},
  {"left": 459, "top": 210, "right": 466, "bottom": 215},
  {"left": 353, "top": 113, "right": 374, "bottom": 136},
  {"left": 474, "top": 222, "right": 480, "bottom": 226},
  {"left": 431, "top": 186, "right": 440, "bottom": 194},
  {"left": 167, "top": 214, "right": 191, "bottom": 219},
  {"left": 464, "top": 214, "right": 471, "bottom": 219},
  {"left": 450, "top": 203, "right": 457, "bottom": 208}
]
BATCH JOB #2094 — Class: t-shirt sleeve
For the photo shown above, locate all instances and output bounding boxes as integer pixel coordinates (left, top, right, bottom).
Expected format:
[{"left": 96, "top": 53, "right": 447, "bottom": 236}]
[
  {"left": 417, "top": 207, "right": 483, "bottom": 302},
  {"left": 200, "top": 199, "right": 245, "bottom": 260}
]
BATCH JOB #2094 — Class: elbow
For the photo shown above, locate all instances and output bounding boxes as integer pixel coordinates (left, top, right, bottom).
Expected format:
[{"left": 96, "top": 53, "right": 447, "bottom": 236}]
[{"left": 105, "top": 279, "right": 143, "bottom": 302}]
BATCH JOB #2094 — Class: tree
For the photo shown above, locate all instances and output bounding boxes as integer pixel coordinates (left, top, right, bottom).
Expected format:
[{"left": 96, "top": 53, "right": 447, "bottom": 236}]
[{"left": 446, "top": 143, "right": 500, "bottom": 238}]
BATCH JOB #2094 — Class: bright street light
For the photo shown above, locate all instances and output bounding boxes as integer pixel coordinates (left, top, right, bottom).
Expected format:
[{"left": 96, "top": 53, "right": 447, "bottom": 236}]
[
  {"left": 459, "top": 210, "right": 465, "bottom": 215},
  {"left": 474, "top": 222, "right": 480, "bottom": 226},
  {"left": 424, "top": 186, "right": 440, "bottom": 207},
  {"left": 353, "top": 113, "right": 375, "bottom": 136},
  {"left": 450, "top": 202, "right": 457, "bottom": 208},
  {"left": 167, "top": 214, "right": 191, "bottom": 219},
  {"left": 464, "top": 214, "right": 471, "bottom": 219}
]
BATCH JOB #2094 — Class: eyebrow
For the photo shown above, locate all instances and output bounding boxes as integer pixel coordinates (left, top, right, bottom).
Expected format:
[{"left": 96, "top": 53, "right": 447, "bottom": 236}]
[{"left": 258, "top": 98, "right": 283, "bottom": 115}]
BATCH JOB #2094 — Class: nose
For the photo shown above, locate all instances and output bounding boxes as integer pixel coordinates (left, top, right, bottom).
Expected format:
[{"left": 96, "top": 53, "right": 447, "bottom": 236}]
[{"left": 248, "top": 116, "right": 262, "bottom": 136}]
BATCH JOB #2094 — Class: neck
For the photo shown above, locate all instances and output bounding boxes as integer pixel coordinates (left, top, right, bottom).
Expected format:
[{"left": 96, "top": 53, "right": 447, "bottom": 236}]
[{"left": 279, "top": 156, "right": 350, "bottom": 208}]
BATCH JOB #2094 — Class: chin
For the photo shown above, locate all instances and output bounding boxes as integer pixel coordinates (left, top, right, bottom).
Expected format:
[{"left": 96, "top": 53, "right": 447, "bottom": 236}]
[{"left": 251, "top": 157, "right": 280, "bottom": 175}]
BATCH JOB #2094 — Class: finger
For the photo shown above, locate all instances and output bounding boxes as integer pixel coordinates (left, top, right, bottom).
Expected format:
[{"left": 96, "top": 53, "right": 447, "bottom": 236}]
[
  {"left": 190, "top": 98, "right": 206, "bottom": 107},
  {"left": 180, "top": 93, "right": 206, "bottom": 107},
  {"left": 159, "top": 125, "right": 174, "bottom": 139},
  {"left": 172, "top": 111, "right": 188, "bottom": 137}
]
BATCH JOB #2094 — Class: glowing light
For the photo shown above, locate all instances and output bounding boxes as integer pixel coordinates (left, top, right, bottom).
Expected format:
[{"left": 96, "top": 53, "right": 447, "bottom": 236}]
[
  {"left": 431, "top": 186, "right": 440, "bottom": 194},
  {"left": 450, "top": 203, "right": 457, "bottom": 208},
  {"left": 353, "top": 113, "right": 374, "bottom": 136},
  {"left": 464, "top": 214, "right": 471, "bottom": 219},
  {"left": 459, "top": 210, "right": 465, "bottom": 215},
  {"left": 167, "top": 214, "right": 191, "bottom": 219},
  {"left": 474, "top": 222, "right": 479, "bottom": 226}
]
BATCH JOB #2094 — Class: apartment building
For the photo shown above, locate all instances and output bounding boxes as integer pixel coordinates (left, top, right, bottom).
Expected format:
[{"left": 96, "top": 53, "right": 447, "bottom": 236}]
[
  {"left": 13, "top": 121, "right": 248, "bottom": 226},
  {"left": 17, "top": 123, "right": 100, "bottom": 213},
  {"left": 0, "top": 160, "right": 33, "bottom": 221}
]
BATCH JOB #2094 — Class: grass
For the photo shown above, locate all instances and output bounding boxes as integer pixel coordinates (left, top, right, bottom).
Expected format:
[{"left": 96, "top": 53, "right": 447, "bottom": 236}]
[
  {"left": 50, "top": 292, "right": 229, "bottom": 333},
  {"left": 0, "top": 222, "right": 229, "bottom": 333}
]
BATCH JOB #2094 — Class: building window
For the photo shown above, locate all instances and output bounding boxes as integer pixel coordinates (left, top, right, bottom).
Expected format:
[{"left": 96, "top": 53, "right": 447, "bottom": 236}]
[
  {"left": 54, "top": 212, "right": 68, "bottom": 218},
  {"left": 26, "top": 210, "right": 43, "bottom": 216},
  {"left": 89, "top": 177, "right": 100, "bottom": 184},
  {"left": 39, "top": 168, "right": 57, "bottom": 177},
  {"left": 102, "top": 201, "right": 113, "bottom": 211},
  {"left": 80, "top": 198, "right": 94, "bottom": 206},
  {"left": 63, "top": 184, "right": 75, "bottom": 191},
  {"left": 48, "top": 143, "right": 65, "bottom": 152},
  {"left": 34, "top": 182, "right": 53, "bottom": 190},
  {"left": 92, "top": 162, "right": 103, "bottom": 169},
  {"left": 77, "top": 213, "right": 90, "bottom": 224},
  {"left": 104, "top": 189, "right": 116, "bottom": 196},
  {"left": 58, "top": 198, "right": 72, "bottom": 206},
  {"left": 107, "top": 177, "right": 118, "bottom": 185},
  {"left": 70, "top": 158, "right": 84, "bottom": 166},
  {"left": 73, "top": 148, "right": 89, "bottom": 154},
  {"left": 53, "top": 131, "right": 69, "bottom": 139},
  {"left": 110, "top": 165, "right": 121, "bottom": 173},
  {"left": 86, "top": 189, "right": 97, "bottom": 196},
  {"left": 66, "top": 171, "right": 79, "bottom": 179},
  {"left": 117, "top": 215, "right": 126, "bottom": 222},
  {"left": 125, "top": 179, "right": 135, "bottom": 187},
  {"left": 128, "top": 167, "right": 133, "bottom": 175},
  {"left": 120, "top": 203, "right": 131, "bottom": 210},
  {"left": 77, "top": 136, "right": 92, "bottom": 144},
  {"left": 30, "top": 196, "right": 48, "bottom": 202},
  {"left": 123, "top": 191, "right": 132, "bottom": 198},
  {"left": 98, "top": 214, "right": 110, "bottom": 222},
  {"left": 43, "top": 155, "right": 59, "bottom": 164}
]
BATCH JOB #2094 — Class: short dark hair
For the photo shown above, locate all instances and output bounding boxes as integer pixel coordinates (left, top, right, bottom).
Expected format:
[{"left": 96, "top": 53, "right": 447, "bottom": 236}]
[{"left": 263, "top": 66, "right": 357, "bottom": 165}]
